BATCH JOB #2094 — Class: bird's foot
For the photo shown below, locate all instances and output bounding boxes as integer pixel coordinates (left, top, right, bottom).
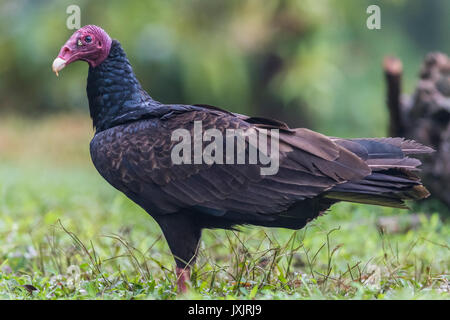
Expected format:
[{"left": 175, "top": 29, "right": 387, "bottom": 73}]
[{"left": 176, "top": 266, "right": 191, "bottom": 293}]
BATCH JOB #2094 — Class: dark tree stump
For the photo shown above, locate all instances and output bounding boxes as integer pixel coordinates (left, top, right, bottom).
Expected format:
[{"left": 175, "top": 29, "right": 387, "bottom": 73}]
[{"left": 384, "top": 52, "right": 450, "bottom": 208}]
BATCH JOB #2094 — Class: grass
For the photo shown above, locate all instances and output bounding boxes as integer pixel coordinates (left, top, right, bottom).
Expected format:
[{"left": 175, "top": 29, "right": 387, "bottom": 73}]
[{"left": 0, "top": 115, "right": 448, "bottom": 299}]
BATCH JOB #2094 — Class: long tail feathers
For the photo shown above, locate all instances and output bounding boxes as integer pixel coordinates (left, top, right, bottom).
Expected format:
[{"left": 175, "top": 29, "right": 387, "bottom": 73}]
[{"left": 325, "top": 138, "right": 434, "bottom": 208}]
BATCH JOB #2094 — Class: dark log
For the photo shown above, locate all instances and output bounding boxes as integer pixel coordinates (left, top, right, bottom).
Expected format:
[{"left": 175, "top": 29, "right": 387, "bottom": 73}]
[{"left": 384, "top": 52, "right": 450, "bottom": 208}]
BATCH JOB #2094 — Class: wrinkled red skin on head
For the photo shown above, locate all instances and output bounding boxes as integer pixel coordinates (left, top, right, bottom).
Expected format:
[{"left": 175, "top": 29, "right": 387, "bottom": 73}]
[{"left": 57, "top": 25, "right": 112, "bottom": 68}]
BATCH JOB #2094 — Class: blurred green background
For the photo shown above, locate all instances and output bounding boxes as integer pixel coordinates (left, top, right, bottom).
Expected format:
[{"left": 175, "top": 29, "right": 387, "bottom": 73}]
[
  {"left": 1, "top": 0, "right": 449, "bottom": 137},
  {"left": 0, "top": 0, "right": 449, "bottom": 299}
]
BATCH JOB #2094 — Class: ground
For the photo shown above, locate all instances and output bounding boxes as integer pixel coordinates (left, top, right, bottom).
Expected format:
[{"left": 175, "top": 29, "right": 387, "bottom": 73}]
[{"left": 0, "top": 115, "right": 448, "bottom": 299}]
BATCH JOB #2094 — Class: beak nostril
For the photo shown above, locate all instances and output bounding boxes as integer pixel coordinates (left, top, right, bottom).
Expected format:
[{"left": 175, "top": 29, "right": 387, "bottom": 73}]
[{"left": 58, "top": 46, "right": 73, "bottom": 61}]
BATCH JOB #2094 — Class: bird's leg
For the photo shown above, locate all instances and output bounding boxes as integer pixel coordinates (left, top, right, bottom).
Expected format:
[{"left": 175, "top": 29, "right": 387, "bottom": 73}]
[
  {"left": 157, "top": 213, "right": 202, "bottom": 293},
  {"left": 176, "top": 266, "right": 191, "bottom": 293}
]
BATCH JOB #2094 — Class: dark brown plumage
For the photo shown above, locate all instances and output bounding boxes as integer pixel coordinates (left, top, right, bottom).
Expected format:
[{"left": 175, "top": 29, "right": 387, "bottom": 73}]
[{"left": 54, "top": 25, "right": 434, "bottom": 292}]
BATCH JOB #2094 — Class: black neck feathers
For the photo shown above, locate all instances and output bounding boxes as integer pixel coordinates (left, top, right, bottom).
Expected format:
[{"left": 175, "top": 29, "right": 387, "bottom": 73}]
[{"left": 87, "top": 40, "right": 161, "bottom": 132}]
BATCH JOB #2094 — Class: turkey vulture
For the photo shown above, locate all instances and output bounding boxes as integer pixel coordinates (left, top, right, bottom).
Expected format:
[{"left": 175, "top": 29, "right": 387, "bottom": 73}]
[{"left": 53, "top": 25, "right": 433, "bottom": 292}]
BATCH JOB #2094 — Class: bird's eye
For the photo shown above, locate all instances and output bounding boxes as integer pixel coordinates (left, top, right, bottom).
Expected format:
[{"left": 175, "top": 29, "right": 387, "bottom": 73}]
[{"left": 85, "top": 36, "right": 92, "bottom": 43}]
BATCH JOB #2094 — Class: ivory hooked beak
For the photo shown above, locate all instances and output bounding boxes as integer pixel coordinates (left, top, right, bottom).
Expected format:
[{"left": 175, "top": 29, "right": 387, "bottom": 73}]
[{"left": 52, "top": 57, "right": 66, "bottom": 76}]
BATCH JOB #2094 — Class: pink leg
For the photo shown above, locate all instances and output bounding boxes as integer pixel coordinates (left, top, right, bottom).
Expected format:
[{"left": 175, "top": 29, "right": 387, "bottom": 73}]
[{"left": 176, "top": 266, "right": 191, "bottom": 293}]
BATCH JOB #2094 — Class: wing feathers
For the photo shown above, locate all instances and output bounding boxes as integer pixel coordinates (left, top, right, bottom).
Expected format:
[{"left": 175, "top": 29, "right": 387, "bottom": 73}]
[{"left": 90, "top": 106, "right": 432, "bottom": 225}]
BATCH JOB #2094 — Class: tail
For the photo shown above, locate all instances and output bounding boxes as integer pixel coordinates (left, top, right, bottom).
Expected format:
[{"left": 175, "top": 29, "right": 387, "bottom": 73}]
[{"left": 325, "top": 138, "right": 434, "bottom": 208}]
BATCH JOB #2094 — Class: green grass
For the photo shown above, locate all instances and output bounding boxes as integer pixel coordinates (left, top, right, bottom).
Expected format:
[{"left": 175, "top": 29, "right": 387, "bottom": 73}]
[{"left": 0, "top": 116, "right": 449, "bottom": 299}]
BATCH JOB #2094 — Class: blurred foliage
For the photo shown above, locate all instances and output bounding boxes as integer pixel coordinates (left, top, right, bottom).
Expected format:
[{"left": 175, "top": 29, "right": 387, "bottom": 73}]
[{"left": 0, "top": 0, "right": 449, "bottom": 137}]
